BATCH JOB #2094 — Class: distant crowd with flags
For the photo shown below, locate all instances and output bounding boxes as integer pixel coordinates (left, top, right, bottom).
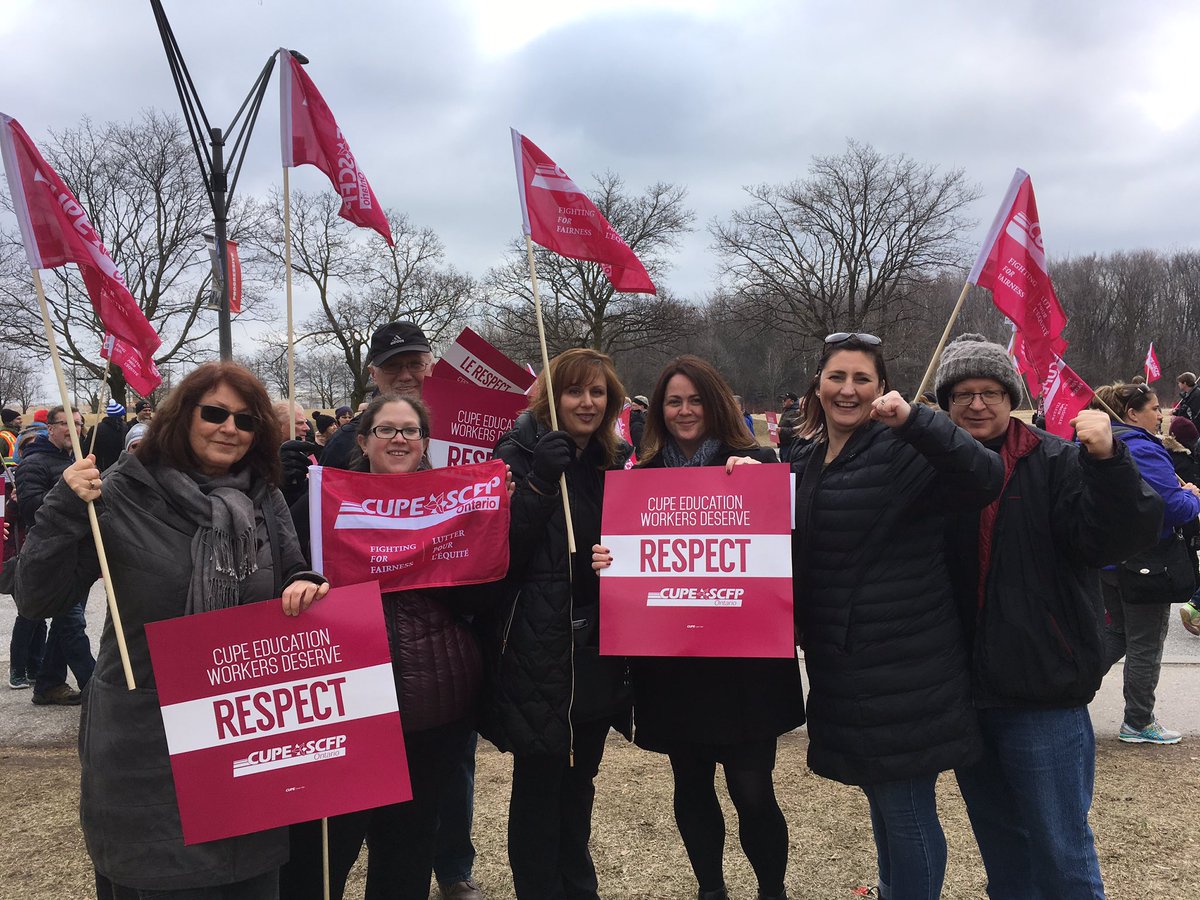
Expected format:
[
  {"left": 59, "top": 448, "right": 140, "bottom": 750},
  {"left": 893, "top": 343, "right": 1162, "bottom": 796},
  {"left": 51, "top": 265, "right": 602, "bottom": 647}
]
[{"left": 4, "top": 54, "right": 1200, "bottom": 900}]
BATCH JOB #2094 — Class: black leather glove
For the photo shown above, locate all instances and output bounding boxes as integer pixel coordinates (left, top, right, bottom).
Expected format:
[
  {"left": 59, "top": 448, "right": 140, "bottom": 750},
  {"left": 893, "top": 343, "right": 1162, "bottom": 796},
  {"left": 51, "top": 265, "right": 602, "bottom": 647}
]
[
  {"left": 280, "top": 440, "right": 321, "bottom": 490},
  {"left": 529, "top": 430, "right": 575, "bottom": 492}
]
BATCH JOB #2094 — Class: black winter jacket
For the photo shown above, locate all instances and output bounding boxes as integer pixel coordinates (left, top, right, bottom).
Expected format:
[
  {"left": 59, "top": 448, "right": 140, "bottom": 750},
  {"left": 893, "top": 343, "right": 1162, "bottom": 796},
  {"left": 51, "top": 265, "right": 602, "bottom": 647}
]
[
  {"left": 947, "top": 419, "right": 1163, "bottom": 709},
  {"left": 14, "top": 434, "right": 73, "bottom": 528},
  {"left": 632, "top": 443, "right": 805, "bottom": 752},
  {"left": 479, "top": 411, "right": 633, "bottom": 756},
  {"left": 791, "top": 405, "right": 1002, "bottom": 786}
]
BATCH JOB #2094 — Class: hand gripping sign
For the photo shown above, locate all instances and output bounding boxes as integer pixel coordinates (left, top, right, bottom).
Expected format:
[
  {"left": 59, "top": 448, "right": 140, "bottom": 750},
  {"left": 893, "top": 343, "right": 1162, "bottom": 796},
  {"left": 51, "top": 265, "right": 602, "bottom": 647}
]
[
  {"left": 310, "top": 461, "right": 510, "bottom": 591},
  {"left": 600, "top": 464, "right": 794, "bottom": 658},
  {"left": 145, "top": 581, "right": 409, "bottom": 845}
]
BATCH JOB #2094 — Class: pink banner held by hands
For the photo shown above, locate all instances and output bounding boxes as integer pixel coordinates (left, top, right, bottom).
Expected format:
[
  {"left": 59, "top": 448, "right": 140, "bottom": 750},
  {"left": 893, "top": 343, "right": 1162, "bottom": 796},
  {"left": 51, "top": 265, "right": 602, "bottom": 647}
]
[
  {"left": 1145, "top": 342, "right": 1161, "bottom": 383},
  {"left": 1039, "top": 356, "right": 1095, "bottom": 440},
  {"left": 0, "top": 114, "right": 161, "bottom": 361},
  {"left": 969, "top": 170, "right": 1067, "bottom": 381},
  {"left": 280, "top": 51, "right": 392, "bottom": 245},
  {"left": 511, "top": 129, "right": 655, "bottom": 294}
]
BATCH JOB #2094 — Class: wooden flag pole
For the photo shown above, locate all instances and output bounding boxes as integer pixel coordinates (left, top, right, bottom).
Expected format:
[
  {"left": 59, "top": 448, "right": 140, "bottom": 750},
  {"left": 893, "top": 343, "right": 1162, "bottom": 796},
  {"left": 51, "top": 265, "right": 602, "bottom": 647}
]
[
  {"left": 321, "top": 817, "right": 330, "bottom": 900},
  {"left": 912, "top": 281, "right": 972, "bottom": 401},
  {"left": 283, "top": 168, "right": 297, "bottom": 441},
  {"left": 524, "top": 234, "right": 577, "bottom": 553},
  {"left": 87, "top": 355, "right": 114, "bottom": 457},
  {"left": 32, "top": 270, "right": 136, "bottom": 690}
]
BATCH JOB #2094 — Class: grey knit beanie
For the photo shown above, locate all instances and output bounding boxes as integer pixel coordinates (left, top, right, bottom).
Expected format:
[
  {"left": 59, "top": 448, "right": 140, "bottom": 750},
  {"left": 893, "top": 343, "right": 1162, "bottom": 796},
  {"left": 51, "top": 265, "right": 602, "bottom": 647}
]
[{"left": 935, "top": 333, "right": 1023, "bottom": 410}]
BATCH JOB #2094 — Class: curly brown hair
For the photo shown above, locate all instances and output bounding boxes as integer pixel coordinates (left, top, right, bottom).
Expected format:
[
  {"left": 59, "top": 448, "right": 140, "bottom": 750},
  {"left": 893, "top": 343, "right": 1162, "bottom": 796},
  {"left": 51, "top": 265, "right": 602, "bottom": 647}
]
[
  {"left": 134, "top": 362, "right": 281, "bottom": 485},
  {"left": 527, "top": 348, "right": 626, "bottom": 468},
  {"left": 638, "top": 355, "right": 757, "bottom": 466}
]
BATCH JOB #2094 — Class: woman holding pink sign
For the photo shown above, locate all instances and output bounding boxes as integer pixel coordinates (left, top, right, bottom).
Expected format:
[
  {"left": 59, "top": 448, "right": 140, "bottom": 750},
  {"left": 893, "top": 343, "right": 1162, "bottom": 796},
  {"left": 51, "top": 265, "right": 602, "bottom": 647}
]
[{"left": 596, "top": 354, "right": 798, "bottom": 900}]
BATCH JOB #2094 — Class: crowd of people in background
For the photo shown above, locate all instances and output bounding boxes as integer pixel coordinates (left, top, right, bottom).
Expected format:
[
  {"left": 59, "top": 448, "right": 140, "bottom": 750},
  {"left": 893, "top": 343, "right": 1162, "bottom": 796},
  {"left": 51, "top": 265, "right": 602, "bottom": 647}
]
[{"left": 1, "top": 322, "right": 1198, "bottom": 900}]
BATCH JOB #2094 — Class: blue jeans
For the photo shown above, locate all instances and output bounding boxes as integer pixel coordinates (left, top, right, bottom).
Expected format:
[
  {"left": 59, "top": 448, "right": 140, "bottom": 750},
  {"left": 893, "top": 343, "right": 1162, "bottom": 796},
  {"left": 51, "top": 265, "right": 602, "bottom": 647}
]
[
  {"left": 954, "top": 706, "right": 1105, "bottom": 899},
  {"left": 9, "top": 613, "right": 47, "bottom": 678},
  {"left": 860, "top": 775, "right": 946, "bottom": 900},
  {"left": 433, "top": 729, "right": 478, "bottom": 885},
  {"left": 34, "top": 599, "right": 95, "bottom": 694}
]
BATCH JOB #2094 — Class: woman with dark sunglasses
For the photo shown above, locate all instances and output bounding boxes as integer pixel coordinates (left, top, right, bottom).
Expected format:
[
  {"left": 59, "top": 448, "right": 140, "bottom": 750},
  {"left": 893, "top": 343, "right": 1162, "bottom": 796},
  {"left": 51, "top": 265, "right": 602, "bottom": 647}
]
[
  {"left": 12, "top": 362, "right": 328, "bottom": 899},
  {"left": 788, "top": 333, "right": 1002, "bottom": 900}
]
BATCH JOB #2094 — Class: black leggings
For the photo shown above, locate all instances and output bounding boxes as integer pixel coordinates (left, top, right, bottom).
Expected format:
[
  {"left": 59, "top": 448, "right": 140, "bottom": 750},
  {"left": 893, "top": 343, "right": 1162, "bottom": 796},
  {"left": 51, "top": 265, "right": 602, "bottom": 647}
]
[{"left": 668, "top": 744, "right": 788, "bottom": 896}]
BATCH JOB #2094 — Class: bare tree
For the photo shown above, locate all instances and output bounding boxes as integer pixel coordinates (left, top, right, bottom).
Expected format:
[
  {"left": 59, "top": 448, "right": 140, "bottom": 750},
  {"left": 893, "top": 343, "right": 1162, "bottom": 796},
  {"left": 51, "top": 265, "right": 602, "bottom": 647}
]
[
  {"left": 0, "top": 111, "right": 275, "bottom": 405},
  {"left": 0, "top": 347, "right": 41, "bottom": 409},
  {"left": 248, "top": 191, "right": 478, "bottom": 406},
  {"left": 484, "top": 173, "right": 696, "bottom": 360},
  {"left": 712, "top": 140, "right": 980, "bottom": 346}
]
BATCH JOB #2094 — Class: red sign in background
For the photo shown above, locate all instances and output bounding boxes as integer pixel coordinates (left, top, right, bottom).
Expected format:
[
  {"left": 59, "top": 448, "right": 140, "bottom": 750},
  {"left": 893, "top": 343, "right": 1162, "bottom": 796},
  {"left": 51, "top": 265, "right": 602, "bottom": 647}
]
[
  {"left": 600, "top": 464, "right": 794, "bottom": 659},
  {"left": 422, "top": 377, "right": 528, "bottom": 469},
  {"left": 310, "top": 461, "right": 510, "bottom": 593},
  {"left": 146, "top": 582, "right": 409, "bottom": 845},
  {"left": 431, "top": 326, "right": 536, "bottom": 394}
]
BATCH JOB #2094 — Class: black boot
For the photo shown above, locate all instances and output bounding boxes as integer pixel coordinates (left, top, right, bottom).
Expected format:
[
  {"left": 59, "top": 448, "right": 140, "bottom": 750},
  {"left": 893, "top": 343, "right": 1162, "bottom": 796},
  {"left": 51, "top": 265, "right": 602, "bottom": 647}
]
[
  {"left": 698, "top": 889, "right": 729, "bottom": 900},
  {"left": 757, "top": 891, "right": 788, "bottom": 900}
]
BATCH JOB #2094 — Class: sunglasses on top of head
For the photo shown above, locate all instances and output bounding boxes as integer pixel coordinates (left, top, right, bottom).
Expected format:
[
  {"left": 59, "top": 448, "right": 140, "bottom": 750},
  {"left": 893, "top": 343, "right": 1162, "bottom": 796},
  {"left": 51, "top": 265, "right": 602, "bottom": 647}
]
[
  {"left": 197, "top": 404, "right": 258, "bottom": 432},
  {"left": 824, "top": 332, "right": 882, "bottom": 347}
]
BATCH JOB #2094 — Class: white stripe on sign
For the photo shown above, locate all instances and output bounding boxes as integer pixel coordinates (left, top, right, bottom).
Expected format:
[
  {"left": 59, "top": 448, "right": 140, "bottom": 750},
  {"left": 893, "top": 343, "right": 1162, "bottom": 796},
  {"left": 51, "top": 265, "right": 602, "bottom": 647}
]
[
  {"left": 601, "top": 533, "right": 791, "bottom": 579},
  {"left": 159, "top": 663, "right": 397, "bottom": 755}
]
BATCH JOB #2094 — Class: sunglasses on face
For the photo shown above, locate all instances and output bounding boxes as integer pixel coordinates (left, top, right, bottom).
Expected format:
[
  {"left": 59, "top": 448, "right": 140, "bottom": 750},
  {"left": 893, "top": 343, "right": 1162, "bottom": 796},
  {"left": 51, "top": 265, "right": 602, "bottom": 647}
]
[
  {"left": 825, "top": 332, "right": 882, "bottom": 347},
  {"left": 197, "top": 404, "right": 258, "bottom": 432}
]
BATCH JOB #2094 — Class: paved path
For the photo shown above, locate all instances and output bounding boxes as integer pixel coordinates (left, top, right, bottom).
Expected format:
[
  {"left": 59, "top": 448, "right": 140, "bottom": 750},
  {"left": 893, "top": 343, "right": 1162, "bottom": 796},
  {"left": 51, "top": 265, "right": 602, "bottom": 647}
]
[{"left": 1, "top": 582, "right": 1198, "bottom": 749}]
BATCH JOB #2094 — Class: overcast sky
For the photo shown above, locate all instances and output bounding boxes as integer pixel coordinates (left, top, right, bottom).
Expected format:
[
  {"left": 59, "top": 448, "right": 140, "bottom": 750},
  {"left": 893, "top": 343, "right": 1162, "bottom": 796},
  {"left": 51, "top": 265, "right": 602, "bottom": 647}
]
[{"left": 4, "top": 0, "right": 1199, "bottom": 351}]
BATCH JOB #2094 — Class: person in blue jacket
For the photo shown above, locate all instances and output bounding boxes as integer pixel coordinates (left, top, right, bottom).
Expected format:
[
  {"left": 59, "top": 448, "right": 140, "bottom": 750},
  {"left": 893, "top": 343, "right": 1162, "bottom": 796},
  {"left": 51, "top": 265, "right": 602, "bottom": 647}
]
[{"left": 1093, "top": 382, "right": 1200, "bottom": 744}]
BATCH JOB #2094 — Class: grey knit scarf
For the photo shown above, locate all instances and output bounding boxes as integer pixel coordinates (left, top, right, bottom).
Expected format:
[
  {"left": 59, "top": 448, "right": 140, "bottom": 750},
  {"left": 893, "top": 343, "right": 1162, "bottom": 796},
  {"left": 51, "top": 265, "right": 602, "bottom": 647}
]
[
  {"left": 661, "top": 436, "right": 721, "bottom": 468},
  {"left": 149, "top": 464, "right": 263, "bottom": 614}
]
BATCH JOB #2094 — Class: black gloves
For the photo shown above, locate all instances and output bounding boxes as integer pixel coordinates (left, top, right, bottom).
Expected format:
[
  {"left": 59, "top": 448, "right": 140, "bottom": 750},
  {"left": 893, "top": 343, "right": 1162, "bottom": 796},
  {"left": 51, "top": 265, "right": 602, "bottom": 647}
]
[
  {"left": 280, "top": 440, "right": 321, "bottom": 504},
  {"left": 529, "top": 430, "right": 576, "bottom": 493}
]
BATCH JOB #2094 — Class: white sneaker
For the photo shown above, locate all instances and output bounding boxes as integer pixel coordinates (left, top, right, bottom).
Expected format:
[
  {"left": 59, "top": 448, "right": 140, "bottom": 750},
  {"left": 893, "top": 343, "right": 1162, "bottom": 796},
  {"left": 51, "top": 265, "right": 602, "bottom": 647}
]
[{"left": 1119, "top": 720, "right": 1182, "bottom": 744}]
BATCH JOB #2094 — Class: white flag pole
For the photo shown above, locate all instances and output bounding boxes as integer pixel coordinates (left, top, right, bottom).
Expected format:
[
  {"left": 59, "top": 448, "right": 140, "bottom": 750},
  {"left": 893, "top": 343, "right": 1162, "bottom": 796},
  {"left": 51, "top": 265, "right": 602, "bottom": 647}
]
[
  {"left": 88, "top": 354, "right": 114, "bottom": 457},
  {"left": 283, "top": 167, "right": 297, "bottom": 441},
  {"left": 32, "top": 269, "right": 136, "bottom": 690}
]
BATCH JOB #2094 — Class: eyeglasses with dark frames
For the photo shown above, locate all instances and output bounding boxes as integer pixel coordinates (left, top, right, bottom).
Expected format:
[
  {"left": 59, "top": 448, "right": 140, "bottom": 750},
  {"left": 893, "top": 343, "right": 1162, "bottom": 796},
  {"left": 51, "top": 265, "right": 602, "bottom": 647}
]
[
  {"left": 197, "top": 405, "right": 259, "bottom": 432},
  {"left": 824, "top": 332, "right": 882, "bottom": 347},
  {"left": 369, "top": 424, "right": 427, "bottom": 441}
]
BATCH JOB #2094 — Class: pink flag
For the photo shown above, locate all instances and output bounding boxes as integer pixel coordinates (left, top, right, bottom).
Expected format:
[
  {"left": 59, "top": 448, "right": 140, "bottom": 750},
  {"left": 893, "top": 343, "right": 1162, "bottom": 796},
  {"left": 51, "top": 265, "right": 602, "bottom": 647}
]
[
  {"left": 1144, "top": 342, "right": 1161, "bottom": 383},
  {"left": 969, "top": 170, "right": 1067, "bottom": 380},
  {"left": 279, "top": 51, "right": 392, "bottom": 246},
  {"left": 1039, "top": 356, "right": 1094, "bottom": 440},
  {"left": 1005, "top": 326, "right": 1039, "bottom": 395},
  {"left": 101, "top": 333, "right": 162, "bottom": 398},
  {"left": 511, "top": 129, "right": 655, "bottom": 294},
  {"left": 0, "top": 114, "right": 161, "bottom": 360}
]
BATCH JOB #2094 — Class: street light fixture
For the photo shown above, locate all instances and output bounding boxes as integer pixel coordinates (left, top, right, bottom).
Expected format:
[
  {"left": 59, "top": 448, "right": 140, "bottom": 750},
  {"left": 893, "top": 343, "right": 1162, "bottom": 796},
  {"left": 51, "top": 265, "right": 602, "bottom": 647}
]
[{"left": 148, "top": 1, "right": 306, "bottom": 360}]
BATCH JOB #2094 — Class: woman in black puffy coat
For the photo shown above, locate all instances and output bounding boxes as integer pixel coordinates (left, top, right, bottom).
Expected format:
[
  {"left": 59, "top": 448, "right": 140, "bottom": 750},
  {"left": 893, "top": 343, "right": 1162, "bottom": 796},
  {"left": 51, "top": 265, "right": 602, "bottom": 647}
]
[
  {"left": 482, "top": 348, "right": 632, "bottom": 900},
  {"left": 790, "top": 334, "right": 1002, "bottom": 900},
  {"left": 596, "top": 355, "right": 801, "bottom": 900}
]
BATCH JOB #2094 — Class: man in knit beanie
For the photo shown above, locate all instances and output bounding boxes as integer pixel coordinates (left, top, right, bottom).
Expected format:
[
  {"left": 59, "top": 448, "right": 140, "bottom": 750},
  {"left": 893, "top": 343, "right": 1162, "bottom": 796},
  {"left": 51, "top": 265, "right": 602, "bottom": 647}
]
[
  {"left": 88, "top": 399, "right": 129, "bottom": 472},
  {"left": 933, "top": 332, "right": 1163, "bottom": 897}
]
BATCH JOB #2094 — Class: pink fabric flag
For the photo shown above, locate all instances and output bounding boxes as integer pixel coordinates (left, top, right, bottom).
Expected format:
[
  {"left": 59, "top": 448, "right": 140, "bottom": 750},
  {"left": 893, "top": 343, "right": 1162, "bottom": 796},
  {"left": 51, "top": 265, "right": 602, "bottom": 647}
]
[
  {"left": 1005, "top": 325, "right": 1039, "bottom": 395},
  {"left": 1039, "top": 356, "right": 1094, "bottom": 440},
  {"left": 969, "top": 170, "right": 1068, "bottom": 380},
  {"left": 280, "top": 51, "right": 392, "bottom": 245},
  {"left": 0, "top": 114, "right": 161, "bottom": 360},
  {"left": 101, "top": 333, "right": 162, "bottom": 398},
  {"left": 1144, "top": 342, "right": 1161, "bottom": 383},
  {"left": 511, "top": 129, "right": 655, "bottom": 294}
]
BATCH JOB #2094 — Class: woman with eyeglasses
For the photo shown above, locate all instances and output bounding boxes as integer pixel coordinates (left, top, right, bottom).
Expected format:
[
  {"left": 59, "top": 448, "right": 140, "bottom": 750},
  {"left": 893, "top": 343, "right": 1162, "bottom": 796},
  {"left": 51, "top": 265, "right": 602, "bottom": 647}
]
[
  {"left": 789, "top": 333, "right": 1002, "bottom": 900},
  {"left": 1091, "top": 383, "right": 1200, "bottom": 743},
  {"left": 479, "top": 348, "right": 633, "bottom": 900},
  {"left": 283, "top": 393, "right": 488, "bottom": 900},
  {"left": 593, "top": 354, "right": 799, "bottom": 900},
  {"left": 12, "top": 362, "right": 329, "bottom": 900}
]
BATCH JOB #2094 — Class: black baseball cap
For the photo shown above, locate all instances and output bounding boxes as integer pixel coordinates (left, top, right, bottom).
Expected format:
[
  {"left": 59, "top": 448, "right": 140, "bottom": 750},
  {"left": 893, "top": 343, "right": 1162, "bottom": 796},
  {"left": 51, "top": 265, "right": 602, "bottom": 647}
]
[
  {"left": 135, "top": 400, "right": 152, "bottom": 413},
  {"left": 779, "top": 391, "right": 799, "bottom": 402},
  {"left": 369, "top": 321, "right": 432, "bottom": 366}
]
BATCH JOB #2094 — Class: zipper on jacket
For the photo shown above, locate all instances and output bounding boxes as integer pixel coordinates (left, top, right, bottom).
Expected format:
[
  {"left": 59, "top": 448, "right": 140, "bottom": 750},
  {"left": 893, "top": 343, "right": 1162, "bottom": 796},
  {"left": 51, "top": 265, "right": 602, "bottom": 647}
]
[
  {"left": 566, "top": 533, "right": 576, "bottom": 768},
  {"left": 500, "top": 590, "right": 521, "bottom": 656}
]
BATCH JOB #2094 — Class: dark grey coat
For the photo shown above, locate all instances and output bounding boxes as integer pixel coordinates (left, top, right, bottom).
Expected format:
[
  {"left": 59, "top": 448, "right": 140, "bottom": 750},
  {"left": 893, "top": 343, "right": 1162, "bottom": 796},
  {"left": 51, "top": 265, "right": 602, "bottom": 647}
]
[{"left": 13, "top": 454, "right": 317, "bottom": 891}]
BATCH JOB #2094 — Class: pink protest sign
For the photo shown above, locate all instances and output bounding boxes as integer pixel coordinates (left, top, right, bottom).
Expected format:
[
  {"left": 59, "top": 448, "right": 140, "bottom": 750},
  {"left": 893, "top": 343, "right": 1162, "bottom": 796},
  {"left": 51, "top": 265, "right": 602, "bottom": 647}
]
[
  {"left": 145, "top": 581, "right": 410, "bottom": 845},
  {"left": 431, "top": 327, "right": 536, "bottom": 394},
  {"left": 422, "top": 376, "right": 528, "bottom": 468},
  {"left": 600, "top": 464, "right": 794, "bottom": 658}
]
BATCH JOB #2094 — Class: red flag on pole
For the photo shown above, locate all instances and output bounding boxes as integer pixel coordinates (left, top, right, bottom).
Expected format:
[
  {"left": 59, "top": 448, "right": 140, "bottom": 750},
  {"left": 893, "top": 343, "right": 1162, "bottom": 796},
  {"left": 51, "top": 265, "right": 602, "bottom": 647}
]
[
  {"left": 101, "top": 333, "right": 162, "bottom": 398},
  {"left": 968, "top": 170, "right": 1067, "bottom": 380},
  {"left": 511, "top": 129, "right": 655, "bottom": 294},
  {"left": 1039, "top": 356, "right": 1095, "bottom": 440},
  {"left": 1005, "top": 324, "right": 1038, "bottom": 395},
  {"left": 279, "top": 50, "right": 392, "bottom": 246},
  {"left": 0, "top": 114, "right": 161, "bottom": 360},
  {"left": 1144, "top": 342, "right": 1161, "bottom": 383}
]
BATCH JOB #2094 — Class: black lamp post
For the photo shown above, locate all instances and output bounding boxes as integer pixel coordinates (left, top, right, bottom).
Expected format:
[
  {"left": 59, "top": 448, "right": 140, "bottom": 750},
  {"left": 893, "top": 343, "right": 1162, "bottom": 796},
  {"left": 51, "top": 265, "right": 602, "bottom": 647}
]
[{"left": 148, "top": 1, "right": 306, "bottom": 360}]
